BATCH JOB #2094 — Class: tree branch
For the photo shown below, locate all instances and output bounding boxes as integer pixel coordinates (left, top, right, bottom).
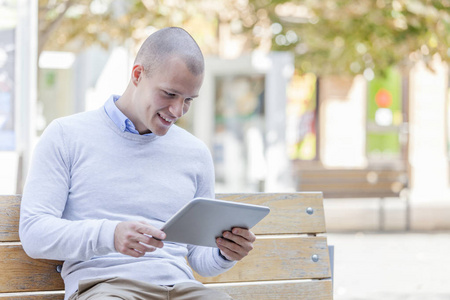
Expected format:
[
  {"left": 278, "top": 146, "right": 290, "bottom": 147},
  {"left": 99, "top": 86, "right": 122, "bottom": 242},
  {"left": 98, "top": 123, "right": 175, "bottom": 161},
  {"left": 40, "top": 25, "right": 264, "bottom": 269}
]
[{"left": 38, "top": 0, "right": 76, "bottom": 56}]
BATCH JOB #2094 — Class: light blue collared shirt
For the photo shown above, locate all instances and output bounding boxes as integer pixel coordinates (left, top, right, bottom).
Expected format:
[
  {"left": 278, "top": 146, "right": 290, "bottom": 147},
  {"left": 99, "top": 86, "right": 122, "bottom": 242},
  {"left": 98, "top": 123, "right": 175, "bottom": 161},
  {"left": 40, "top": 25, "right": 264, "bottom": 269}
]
[{"left": 104, "top": 95, "right": 153, "bottom": 136}]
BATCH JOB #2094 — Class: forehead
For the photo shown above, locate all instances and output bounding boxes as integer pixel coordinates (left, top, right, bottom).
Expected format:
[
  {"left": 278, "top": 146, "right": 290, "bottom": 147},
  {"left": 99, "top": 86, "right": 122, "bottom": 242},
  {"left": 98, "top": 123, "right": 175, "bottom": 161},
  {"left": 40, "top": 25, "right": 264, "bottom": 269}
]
[{"left": 154, "top": 56, "right": 204, "bottom": 96}]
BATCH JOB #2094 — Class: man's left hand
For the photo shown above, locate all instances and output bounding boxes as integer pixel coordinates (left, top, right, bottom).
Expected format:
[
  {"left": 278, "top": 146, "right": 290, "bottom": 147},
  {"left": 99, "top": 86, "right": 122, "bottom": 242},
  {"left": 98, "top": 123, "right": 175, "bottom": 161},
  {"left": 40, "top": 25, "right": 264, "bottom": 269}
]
[{"left": 216, "top": 227, "right": 256, "bottom": 261}]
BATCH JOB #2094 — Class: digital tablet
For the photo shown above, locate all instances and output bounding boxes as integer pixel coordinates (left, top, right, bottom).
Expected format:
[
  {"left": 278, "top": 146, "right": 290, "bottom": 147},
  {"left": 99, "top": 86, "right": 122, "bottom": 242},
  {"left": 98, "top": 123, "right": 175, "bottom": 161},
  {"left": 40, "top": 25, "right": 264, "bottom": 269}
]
[{"left": 160, "top": 198, "right": 270, "bottom": 248}]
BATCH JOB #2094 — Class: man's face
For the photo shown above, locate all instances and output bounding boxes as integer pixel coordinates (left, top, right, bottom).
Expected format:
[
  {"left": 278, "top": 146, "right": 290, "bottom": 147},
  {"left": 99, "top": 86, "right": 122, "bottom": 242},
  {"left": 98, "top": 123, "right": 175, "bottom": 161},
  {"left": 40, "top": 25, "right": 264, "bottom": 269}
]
[{"left": 131, "top": 56, "right": 203, "bottom": 136}]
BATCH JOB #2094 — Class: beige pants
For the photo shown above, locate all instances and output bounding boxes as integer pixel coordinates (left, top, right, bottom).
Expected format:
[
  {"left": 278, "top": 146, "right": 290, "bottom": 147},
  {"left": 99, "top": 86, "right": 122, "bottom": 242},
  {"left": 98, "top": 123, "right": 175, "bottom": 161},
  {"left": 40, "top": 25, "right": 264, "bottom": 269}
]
[{"left": 68, "top": 277, "right": 233, "bottom": 300}]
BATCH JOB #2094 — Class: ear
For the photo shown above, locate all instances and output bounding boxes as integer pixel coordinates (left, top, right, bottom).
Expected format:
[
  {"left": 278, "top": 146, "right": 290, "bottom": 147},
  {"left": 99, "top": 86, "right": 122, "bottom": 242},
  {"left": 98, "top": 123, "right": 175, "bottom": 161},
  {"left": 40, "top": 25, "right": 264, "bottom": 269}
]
[{"left": 131, "top": 65, "right": 144, "bottom": 87}]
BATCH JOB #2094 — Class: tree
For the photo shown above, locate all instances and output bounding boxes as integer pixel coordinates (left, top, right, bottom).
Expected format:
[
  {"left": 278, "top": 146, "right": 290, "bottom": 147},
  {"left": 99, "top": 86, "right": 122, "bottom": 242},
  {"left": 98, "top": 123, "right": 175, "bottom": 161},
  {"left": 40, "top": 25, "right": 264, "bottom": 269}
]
[
  {"left": 38, "top": 0, "right": 449, "bottom": 76},
  {"left": 38, "top": 0, "right": 225, "bottom": 57},
  {"left": 247, "top": 0, "right": 450, "bottom": 76}
]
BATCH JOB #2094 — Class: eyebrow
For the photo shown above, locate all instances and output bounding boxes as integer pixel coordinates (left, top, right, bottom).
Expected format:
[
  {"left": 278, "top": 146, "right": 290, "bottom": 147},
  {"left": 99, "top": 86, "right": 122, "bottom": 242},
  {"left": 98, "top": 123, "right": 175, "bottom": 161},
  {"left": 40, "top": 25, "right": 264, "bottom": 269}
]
[{"left": 164, "top": 87, "right": 199, "bottom": 99}]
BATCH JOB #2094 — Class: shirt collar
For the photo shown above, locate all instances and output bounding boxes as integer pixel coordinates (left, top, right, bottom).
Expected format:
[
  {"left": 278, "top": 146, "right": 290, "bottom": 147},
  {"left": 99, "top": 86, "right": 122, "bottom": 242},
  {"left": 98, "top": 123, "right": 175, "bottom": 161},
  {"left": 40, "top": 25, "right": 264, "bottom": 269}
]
[{"left": 104, "top": 95, "right": 152, "bottom": 136}]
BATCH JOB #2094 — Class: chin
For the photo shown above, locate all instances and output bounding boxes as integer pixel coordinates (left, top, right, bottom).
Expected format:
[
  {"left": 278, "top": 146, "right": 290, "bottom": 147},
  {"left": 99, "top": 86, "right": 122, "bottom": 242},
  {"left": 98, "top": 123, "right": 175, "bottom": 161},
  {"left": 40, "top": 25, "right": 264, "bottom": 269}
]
[{"left": 152, "top": 128, "right": 170, "bottom": 136}]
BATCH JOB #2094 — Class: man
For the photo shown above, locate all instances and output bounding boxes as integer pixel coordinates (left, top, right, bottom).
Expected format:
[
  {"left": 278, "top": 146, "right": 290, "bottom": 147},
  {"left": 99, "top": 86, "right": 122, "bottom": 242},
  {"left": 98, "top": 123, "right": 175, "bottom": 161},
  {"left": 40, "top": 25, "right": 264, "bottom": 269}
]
[{"left": 19, "top": 27, "right": 255, "bottom": 300}]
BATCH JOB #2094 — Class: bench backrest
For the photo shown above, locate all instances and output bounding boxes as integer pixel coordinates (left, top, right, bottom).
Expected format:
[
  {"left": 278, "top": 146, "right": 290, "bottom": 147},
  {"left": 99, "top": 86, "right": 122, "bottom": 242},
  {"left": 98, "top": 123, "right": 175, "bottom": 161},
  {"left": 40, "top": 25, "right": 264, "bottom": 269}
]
[
  {"left": 0, "top": 193, "right": 332, "bottom": 299},
  {"left": 294, "top": 167, "right": 408, "bottom": 198}
]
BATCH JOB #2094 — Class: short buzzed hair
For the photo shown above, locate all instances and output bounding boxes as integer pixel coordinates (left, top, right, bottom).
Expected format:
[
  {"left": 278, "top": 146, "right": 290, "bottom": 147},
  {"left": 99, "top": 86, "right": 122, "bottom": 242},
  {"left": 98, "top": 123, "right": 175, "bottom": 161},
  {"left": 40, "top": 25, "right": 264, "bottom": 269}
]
[{"left": 134, "top": 27, "right": 204, "bottom": 77}]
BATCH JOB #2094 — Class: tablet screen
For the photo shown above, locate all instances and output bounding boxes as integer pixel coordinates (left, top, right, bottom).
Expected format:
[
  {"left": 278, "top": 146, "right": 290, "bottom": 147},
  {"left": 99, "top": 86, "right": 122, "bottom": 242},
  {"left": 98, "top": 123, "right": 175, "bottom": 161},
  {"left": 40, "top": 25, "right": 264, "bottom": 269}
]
[{"left": 161, "top": 198, "right": 270, "bottom": 247}]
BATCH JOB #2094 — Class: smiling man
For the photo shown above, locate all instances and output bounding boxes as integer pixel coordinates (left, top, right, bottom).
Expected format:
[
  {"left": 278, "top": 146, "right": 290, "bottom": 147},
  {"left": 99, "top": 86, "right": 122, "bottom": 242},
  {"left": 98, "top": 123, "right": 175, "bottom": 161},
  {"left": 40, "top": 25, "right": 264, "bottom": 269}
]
[
  {"left": 19, "top": 27, "right": 255, "bottom": 300},
  {"left": 117, "top": 29, "right": 205, "bottom": 136}
]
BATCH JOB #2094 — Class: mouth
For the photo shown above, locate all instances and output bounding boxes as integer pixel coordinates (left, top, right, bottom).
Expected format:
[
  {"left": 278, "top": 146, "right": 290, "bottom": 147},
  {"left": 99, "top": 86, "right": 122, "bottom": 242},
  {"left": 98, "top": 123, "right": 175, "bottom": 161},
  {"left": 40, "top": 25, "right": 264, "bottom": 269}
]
[{"left": 158, "top": 113, "right": 176, "bottom": 125}]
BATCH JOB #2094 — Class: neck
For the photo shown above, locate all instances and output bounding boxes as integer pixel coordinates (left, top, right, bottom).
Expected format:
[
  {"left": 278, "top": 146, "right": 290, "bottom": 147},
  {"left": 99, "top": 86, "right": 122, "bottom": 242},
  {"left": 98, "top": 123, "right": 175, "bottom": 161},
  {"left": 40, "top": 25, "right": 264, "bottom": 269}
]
[
  {"left": 115, "top": 83, "right": 152, "bottom": 135},
  {"left": 115, "top": 82, "right": 133, "bottom": 119}
]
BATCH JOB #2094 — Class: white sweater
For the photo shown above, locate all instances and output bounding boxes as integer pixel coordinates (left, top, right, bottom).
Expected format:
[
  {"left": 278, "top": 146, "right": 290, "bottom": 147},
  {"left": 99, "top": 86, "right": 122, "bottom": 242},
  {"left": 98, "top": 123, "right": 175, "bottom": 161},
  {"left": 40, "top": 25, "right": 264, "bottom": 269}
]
[{"left": 19, "top": 104, "right": 235, "bottom": 299}]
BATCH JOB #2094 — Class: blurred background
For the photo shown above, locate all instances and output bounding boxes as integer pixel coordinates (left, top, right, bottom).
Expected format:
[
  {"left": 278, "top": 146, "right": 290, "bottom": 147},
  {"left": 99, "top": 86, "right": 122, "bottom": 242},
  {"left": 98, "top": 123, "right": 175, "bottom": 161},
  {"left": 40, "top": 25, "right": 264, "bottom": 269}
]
[{"left": 1, "top": 0, "right": 449, "bottom": 299}]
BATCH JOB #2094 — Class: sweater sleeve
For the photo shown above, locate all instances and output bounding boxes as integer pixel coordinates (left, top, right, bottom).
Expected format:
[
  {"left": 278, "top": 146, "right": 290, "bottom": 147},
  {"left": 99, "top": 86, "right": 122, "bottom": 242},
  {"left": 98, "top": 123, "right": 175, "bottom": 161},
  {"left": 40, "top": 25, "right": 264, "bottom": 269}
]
[
  {"left": 186, "top": 142, "right": 237, "bottom": 276},
  {"left": 19, "top": 120, "right": 119, "bottom": 261},
  {"left": 186, "top": 245, "right": 236, "bottom": 277}
]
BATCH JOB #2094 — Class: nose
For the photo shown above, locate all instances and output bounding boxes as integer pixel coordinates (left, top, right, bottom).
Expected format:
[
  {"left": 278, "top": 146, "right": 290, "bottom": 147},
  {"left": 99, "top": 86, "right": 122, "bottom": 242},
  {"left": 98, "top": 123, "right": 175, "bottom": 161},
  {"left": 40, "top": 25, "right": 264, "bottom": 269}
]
[{"left": 169, "top": 98, "right": 184, "bottom": 118}]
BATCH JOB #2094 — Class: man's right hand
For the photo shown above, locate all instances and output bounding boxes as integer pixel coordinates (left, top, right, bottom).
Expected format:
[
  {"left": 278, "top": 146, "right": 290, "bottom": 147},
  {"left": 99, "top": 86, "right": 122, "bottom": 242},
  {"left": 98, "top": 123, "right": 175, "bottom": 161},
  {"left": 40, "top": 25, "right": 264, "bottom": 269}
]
[{"left": 114, "top": 221, "right": 166, "bottom": 257}]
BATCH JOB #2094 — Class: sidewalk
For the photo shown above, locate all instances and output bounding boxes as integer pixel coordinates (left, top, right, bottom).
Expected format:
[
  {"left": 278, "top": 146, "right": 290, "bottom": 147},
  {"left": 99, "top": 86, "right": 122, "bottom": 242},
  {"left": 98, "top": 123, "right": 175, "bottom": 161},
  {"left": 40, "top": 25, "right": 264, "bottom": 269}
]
[{"left": 328, "top": 232, "right": 450, "bottom": 300}]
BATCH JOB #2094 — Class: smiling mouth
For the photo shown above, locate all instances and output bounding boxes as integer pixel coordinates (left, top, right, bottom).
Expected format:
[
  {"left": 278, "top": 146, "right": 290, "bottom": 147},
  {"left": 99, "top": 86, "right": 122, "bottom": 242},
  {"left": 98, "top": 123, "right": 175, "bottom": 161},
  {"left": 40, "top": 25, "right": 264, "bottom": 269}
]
[{"left": 158, "top": 113, "right": 175, "bottom": 124}]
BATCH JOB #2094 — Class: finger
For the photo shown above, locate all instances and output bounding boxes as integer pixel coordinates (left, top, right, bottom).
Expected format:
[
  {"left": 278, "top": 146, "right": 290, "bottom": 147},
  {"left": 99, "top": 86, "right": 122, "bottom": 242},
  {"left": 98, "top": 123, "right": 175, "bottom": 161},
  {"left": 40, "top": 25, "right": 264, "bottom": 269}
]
[
  {"left": 217, "top": 236, "right": 244, "bottom": 253},
  {"left": 134, "top": 242, "right": 157, "bottom": 254},
  {"left": 136, "top": 234, "right": 164, "bottom": 249},
  {"left": 222, "top": 231, "right": 253, "bottom": 252},
  {"left": 122, "top": 239, "right": 157, "bottom": 256},
  {"left": 136, "top": 222, "right": 166, "bottom": 240},
  {"left": 216, "top": 242, "right": 241, "bottom": 261},
  {"left": 122, "top": 246, "right": 144, "bottom": 258},
  {"left": 231, "top": 228, "right": 256, "bottom": 243},
  {"left": 115, "top": 222, "right": 163, "bottom": 257},
  {"left": 217, "top": 237, "right": 247, "bottom": 257}
]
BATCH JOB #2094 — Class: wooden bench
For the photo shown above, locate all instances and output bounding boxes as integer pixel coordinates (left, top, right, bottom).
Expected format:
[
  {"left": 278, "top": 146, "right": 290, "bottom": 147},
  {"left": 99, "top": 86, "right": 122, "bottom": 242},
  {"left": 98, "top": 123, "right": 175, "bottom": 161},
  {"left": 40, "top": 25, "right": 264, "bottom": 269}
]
[
  {"left": 0, "top": 193, "right": 333, "bottom": 299},
  {"left": 294, "top": 165, "right": 410, "bottom": 230},
  {"left": 294, "top": 166, "right": 408, "bottom": 199}
]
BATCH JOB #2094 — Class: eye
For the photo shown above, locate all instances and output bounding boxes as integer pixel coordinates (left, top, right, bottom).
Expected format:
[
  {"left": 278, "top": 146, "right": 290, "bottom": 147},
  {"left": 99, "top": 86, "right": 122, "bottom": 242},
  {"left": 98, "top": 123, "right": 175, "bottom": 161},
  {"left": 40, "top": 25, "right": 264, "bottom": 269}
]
[
  {"left": 163, "top": 91, "right": 176, "bottom": 97},
  {"left": 185, "top": 98, "right": 193, "bottom": 103}
]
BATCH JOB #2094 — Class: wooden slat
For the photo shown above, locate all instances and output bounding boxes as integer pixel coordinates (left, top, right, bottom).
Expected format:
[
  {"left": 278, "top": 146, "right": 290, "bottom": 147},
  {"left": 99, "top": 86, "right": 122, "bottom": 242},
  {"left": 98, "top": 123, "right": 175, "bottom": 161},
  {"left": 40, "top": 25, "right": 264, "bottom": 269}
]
[
  {"left": 297, "top": 169, "right": 405, "bottom": 178},
  {"left": 0, "top": 236, "right": 330, "bottom": 293},
  {"left": 300, "top": 179, "right": 396, "bottom": 187},
  {"left": 0, "top": 292, "right": 64, "bottom": 299},
  {"left": 0, "top": 193, "right": 326, "bottom": 240},
  {"left": 300, "top": 183, "right": 399, "bottom": 198},
  {"left": 195, "top": 236, "right": 331, "bottom": 283},
  {"left": 299, "top": 185, "right": 400, "bottom": 198},
  {"left": 295, "top": 168, "right": 407, "bottom": 198},
  {"left": 208, "top": 279, "right": 333, "bottom": 300},
  {"left": 216, "top": 192, "right": 326, "bottom": 234},
  {"left": 0, "top": 244, "right": 64, "bottom": 293},
  {"left": 0, "top": 195, "right": 21, "bottom": 242}
]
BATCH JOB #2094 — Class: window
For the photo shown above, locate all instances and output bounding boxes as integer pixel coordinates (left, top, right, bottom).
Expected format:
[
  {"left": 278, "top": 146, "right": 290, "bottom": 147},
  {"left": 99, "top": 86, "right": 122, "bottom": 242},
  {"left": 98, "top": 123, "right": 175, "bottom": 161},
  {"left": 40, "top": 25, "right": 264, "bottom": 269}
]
[
  {"left": 367, "top": 68, "right": 403, "bottom": 161},
  {"left": 214, "top": 74, "right": 265, "bottom": 191},
  {"left": 286, "top": 72, "right": 318, "bottom": 160}
]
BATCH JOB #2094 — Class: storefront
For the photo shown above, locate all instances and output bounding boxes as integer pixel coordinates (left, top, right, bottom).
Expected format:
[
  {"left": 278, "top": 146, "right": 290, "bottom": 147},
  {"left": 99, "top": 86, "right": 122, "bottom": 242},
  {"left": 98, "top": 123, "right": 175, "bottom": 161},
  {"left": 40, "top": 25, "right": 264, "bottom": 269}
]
[{"left": 192, "top": 53, "right": 450, "bottom": 230}]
